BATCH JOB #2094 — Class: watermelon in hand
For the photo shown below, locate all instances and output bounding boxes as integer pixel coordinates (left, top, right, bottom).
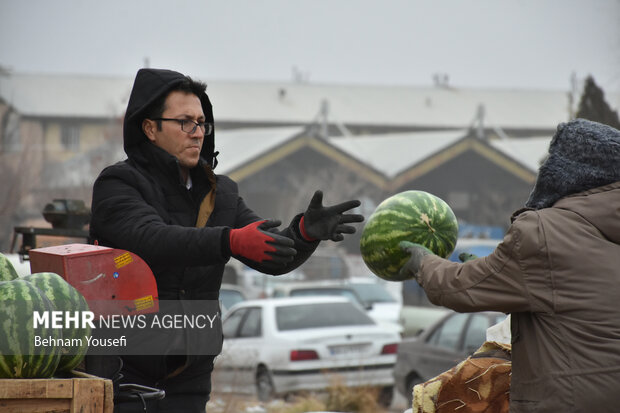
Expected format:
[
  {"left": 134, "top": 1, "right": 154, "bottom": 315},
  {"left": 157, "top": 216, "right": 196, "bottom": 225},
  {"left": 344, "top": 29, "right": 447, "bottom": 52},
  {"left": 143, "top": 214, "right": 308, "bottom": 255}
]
[{"left": 360, "top": 190, "right": 458, "bottom": 281}]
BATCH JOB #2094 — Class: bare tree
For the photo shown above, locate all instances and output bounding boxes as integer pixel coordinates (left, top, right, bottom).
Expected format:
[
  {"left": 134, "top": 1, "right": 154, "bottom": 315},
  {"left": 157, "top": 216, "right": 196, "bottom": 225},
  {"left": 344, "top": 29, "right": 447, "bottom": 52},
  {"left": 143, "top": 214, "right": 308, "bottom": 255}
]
[{"left": 0, "top": 108, "right": 45, "bottom": 251}]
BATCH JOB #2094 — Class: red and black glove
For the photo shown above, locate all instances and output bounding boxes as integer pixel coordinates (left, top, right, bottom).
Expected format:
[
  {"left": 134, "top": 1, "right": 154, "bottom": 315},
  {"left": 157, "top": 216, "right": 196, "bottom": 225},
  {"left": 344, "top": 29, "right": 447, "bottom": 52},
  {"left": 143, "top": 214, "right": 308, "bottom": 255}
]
[
  {"left": 229, "top": 220, "right": 296, "bottom": 265},
  {"left": 299, "top": 190, "right": 364, "bottom": 242}
]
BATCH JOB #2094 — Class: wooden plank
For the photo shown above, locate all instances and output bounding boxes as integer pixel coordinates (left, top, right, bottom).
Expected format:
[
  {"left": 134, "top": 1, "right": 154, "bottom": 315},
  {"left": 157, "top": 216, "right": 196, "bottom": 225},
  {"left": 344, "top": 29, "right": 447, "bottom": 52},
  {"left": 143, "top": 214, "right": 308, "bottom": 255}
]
[
  {"left": 71, "top": 378, "right": 105, "bottom": 413},
  {"left": 72, "top": 372, "right": 114, "bottom": 413},
  {"left": 0, "top": 398, "right": 71, "bottom": 413},
  {"left": 0, "top": 373, "right": 114, "bottom": 413},
  {"left": 0, "top": 379, "right": 73, "bottom": 399},
  {"left": 103, "top": 379, "right": 114, "bottom": 413}
]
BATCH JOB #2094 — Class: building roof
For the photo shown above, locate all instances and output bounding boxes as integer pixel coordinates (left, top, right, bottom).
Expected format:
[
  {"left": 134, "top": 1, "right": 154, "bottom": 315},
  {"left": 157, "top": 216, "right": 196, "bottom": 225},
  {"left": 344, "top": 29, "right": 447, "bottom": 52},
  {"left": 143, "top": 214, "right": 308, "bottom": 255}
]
[
  {"left": 216, "top": 127, "right": 552, "bottom": 187},
  {"left": 328, "top": 130, "right": 468, "bottom": 178},
  {"left": 488, "top": 135, "right": 551, "bottom": 172},
  {"left": 208, "top": 81, "right": 572, "bottom": 130},
  {"left": 42, "top": 124, "right": 552, "bottom": 191},
  {"left": 215, "top": 126, "right": 307, "bottom": 174},
  {"left": 332, "top": 131, "right": 552, "bottom": 188},
  {"left": 0, "top": 73, "right": 131, "bottom": 119},
  {"left": 4, "top": 72, "right": 616, "bottom": 132}
]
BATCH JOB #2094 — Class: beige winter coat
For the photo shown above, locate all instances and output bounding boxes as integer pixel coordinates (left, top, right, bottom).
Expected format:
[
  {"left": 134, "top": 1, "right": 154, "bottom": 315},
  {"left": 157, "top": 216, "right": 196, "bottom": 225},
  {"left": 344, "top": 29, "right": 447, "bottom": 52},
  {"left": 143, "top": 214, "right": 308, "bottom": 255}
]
[{"left": 419, "top": 182, "right": 620, "bottom": 413}]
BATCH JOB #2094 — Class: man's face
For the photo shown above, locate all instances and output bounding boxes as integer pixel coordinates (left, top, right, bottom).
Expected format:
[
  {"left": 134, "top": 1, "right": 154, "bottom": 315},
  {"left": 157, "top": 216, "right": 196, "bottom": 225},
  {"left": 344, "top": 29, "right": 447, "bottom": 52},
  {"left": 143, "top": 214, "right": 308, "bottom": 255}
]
[{"left": 143, "top": 91, "right": 205, "bottom": 172}]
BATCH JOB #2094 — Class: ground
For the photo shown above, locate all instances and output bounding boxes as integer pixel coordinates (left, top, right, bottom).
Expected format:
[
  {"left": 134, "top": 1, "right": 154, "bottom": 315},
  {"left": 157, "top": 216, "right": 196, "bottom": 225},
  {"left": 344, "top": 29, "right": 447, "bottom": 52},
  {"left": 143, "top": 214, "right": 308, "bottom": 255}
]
[{"left": 205, "top": 390, "right": 410, "bottom": 413}]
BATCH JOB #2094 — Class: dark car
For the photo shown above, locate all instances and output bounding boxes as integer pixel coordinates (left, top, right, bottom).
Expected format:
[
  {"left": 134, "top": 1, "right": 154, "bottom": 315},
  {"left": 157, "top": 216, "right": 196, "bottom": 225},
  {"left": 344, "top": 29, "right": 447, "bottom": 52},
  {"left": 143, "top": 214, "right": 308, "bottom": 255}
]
[{"left": 393, "top": 311, "right": 507, "bottom": 405}]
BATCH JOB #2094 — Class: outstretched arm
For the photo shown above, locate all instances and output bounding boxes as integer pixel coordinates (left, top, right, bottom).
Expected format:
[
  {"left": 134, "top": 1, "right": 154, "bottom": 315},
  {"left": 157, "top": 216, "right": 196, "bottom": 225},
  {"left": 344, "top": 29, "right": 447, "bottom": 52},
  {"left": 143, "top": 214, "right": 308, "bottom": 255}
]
[{"left": 298, "top": 190, "right": 364, "bottom": 242}]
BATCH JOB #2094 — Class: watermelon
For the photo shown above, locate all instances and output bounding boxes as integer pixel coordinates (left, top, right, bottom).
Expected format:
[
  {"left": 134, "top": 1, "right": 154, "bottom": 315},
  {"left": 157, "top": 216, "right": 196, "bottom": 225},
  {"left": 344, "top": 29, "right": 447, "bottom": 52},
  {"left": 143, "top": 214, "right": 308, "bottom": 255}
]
[
  {"left": 0, "top": 252, "right": 19, "bottom": 281},
  {"left": 0, "top": 279, "right": 61, "bottom": 378},
  {"left": 360, "top": 190, "right": 458, "bottom": 281},
  {"left": 22, "top": 272, "right": 91, "bottom": 372}
]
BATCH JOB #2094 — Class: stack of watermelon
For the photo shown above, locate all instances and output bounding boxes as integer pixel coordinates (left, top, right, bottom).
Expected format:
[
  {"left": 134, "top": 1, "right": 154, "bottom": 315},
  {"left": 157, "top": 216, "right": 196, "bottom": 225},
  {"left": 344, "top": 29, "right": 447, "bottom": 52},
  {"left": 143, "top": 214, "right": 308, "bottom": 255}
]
[{"left": 0, "top": 252, "right": 90, "bottom": 378}]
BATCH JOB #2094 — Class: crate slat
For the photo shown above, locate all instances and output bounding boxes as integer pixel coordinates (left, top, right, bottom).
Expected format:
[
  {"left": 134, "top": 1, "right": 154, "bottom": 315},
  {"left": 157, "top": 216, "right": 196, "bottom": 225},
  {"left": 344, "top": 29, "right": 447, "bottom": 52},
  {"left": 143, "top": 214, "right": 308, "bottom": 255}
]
[
  {"left": 0, "top": 379, "right": 73, "bottom": 399},
  {"left": 0, "top": 372, "right": 113, "bottom": 413}
]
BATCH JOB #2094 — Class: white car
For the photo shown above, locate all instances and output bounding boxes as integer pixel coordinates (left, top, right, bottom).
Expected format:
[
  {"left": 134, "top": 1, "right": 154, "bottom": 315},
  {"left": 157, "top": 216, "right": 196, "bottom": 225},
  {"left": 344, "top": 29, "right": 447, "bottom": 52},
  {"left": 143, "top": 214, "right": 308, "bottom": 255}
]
[
  {"left": 219, "top": 283, "right": 247, "bottom": 314},
  {"left": 213, "top": 296, "right": 400, "bottom": 406},
  {"left": 271, "top": 280, "right": 403, "bottom": 334}
]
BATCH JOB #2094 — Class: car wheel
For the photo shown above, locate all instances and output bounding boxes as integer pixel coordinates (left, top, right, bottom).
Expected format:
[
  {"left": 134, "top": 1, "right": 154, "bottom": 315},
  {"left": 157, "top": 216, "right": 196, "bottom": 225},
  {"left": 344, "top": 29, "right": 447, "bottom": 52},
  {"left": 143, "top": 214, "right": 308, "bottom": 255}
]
[
  {"left": 256, "top": 367, "right": 275, "bottom": 402},
  {"left": 377, "top": 385, "right": 394, "bottom": 408},
  {"left": 406, "top": 374, "right": 424, "bottom": 406}
]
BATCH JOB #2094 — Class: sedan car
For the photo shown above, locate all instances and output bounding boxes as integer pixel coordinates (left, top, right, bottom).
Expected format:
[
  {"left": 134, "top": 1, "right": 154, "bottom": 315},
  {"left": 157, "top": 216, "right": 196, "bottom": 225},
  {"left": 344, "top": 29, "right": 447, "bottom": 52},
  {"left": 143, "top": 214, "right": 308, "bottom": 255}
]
[
  {"left": 393, "top": 311, "right": 507, "bottom": 405},
  {"left": 213, "top": 296, "right": 401, "bottom": 406},
  {"left": 219, "top": 283, "right": 247, "bottom": 314},
  {"left": 272, "top": 280, "right": 402, "bottom": 334}
]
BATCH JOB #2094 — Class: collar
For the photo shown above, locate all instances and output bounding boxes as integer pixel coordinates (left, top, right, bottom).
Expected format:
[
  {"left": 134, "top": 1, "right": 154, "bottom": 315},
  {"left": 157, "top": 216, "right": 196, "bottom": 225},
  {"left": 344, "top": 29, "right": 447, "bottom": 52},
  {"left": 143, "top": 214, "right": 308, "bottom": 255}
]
[{"left": 185, "top": 173, "right": 193, "bottom": 190}]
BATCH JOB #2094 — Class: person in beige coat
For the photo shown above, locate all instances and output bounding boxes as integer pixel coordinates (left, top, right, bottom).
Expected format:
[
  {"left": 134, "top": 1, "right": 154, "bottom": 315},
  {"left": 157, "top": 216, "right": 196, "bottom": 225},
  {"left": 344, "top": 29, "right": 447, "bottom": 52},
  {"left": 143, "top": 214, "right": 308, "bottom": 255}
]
[{"left": 400, "top": 118, "right": 620, "bottom": 412}]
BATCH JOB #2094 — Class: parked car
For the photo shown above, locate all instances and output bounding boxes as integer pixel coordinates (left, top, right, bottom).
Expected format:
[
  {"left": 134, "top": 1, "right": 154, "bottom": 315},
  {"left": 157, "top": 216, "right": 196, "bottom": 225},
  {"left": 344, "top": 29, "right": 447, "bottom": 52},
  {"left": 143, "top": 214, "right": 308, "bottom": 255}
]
[
  {"left": 271, "top": 280, "right": 402, "bottom": 334},
  {"left": 397, "top": 305, "right": 450, "bottom": 337},
  {"left": 393, "top": 311, "right": 507, "bottom": 405},
  {"left": 219, "top": 283, "right": 248, "bottom": 314},
  {"left": 448, "top": 238, "right": 501, "bottom": 262},
  {"left": 213, "top": 296, "right": 401, "bottom": 406}
]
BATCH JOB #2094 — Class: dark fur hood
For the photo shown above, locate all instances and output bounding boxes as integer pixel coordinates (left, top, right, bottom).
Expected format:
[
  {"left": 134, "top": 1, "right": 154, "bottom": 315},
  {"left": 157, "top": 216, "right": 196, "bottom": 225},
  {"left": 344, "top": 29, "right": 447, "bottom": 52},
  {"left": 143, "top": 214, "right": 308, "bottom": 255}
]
[{"left": 525, "top": 118, "right": 620, "bottom": 209}]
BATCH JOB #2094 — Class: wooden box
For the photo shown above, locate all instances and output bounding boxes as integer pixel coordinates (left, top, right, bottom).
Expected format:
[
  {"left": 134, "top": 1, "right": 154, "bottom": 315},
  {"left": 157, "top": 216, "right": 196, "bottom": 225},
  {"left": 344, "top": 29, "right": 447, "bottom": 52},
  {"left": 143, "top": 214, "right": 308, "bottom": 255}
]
[{"left": 0, "top": 371, "right": 113, "bottom": 413}]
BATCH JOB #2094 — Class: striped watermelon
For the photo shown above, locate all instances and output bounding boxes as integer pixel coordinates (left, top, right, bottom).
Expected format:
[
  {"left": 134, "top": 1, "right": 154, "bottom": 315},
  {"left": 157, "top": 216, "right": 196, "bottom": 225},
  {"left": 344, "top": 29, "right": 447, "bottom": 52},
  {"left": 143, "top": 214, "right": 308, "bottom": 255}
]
[
  {"left": 22, "top": 272, "right": 91, "bottom": 373},
  {"left": 0, "top": 253, "right": 19, "bottom": 281},
  {"left": 360, "top": 190, "right": 458, "bottom": 281},
  {"left": 0, "top": 279, "right": 61, "bottom": 378}
]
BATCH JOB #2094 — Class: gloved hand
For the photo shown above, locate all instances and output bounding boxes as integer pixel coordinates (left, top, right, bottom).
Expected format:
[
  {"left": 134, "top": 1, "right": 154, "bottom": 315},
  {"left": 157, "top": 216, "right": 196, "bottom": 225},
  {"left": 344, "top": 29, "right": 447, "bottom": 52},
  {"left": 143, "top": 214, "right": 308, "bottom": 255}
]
[
  {"left": 229, "top": 220, "right": 296, "bottom": 265},
  {"left": 458, "top": 252, "right": 478, "bottom": 262},
  {"left": 300, "top": 190, "right": 364, "bottom": 242},
  {"left": 398, "top": 241, "right": 433, "bottom": 281}
]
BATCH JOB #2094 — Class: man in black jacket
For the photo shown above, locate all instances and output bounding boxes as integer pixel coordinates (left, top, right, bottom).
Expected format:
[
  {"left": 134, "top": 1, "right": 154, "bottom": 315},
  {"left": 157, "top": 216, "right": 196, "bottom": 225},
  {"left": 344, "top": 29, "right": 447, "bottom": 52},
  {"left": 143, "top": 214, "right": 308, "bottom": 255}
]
[{"left": 88, "top": 68, "right": 363, "bottom": 412}]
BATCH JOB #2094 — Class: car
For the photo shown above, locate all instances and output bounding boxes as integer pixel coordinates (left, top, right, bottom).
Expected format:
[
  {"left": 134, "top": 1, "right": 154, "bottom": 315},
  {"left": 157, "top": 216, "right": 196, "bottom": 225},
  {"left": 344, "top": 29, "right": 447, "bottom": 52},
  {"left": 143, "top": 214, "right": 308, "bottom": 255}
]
[
  {"left": 271, "top": 280, "right": 403, "bottom": 334},
  {"left": 393, "top": 310, "right": 507, "bottom": 405},
  {"left": 219, "top": 283, "right": 248, "bottom": 314},
  {"left": 213, "top": 296, "right": 401, "bottom": 406},
  {"left": 397, "top": 304, "right": 450, "bottom": 337},
  {"left": 448, "top": 238, "right": 502, "bottom": 262}
]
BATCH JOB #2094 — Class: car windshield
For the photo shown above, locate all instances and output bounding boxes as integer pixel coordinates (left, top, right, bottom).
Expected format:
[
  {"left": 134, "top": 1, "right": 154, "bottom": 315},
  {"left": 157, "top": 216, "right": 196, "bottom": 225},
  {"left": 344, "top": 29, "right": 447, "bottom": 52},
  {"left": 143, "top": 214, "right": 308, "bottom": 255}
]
[
  {"left": 220, "top": 289, "right": 244, "bottom": 310},
  {"left": 276, "top": 302, "right": 375, "bottom": 331},
  {"left": 349, "top": 283, "right": 397, "bottom": 304}
]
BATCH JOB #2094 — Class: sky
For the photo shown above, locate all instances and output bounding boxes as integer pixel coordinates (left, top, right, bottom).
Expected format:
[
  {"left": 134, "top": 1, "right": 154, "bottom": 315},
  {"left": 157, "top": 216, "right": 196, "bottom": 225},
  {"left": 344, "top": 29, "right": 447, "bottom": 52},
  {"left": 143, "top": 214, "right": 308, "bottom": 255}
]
[{"left": 1, "top": 0, "right": 619, "bottom": 93}]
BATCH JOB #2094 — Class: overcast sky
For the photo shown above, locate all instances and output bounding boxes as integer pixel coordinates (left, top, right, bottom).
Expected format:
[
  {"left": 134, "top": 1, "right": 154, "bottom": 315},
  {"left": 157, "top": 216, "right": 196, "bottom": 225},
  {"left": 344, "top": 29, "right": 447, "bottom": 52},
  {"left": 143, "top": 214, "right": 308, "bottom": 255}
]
[{"left": 1, "top": 0, "right": 619, "bottom": 93}]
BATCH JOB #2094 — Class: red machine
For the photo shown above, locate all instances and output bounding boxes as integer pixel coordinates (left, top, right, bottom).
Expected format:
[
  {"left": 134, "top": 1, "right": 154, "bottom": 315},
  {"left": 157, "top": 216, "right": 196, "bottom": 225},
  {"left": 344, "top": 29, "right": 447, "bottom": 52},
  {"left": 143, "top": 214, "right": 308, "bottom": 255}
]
[{"left": 29, "top": 243, "right": 159, "bottom": 318}]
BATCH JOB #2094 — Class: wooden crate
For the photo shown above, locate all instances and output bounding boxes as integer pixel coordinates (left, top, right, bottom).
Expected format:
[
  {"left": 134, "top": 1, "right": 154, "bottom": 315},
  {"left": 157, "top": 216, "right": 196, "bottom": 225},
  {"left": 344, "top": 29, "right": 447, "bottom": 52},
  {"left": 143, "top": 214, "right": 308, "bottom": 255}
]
[{"left": 0, "top": 371, "right": 113, "bottom": 413}]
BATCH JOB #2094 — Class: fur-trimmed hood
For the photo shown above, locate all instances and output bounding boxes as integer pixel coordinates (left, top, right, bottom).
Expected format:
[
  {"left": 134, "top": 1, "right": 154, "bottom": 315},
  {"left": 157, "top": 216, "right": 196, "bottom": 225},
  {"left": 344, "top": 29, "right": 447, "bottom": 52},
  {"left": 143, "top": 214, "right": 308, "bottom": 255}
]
[{"left": 526, "top": 118, "right": 620, "bottom": 209}]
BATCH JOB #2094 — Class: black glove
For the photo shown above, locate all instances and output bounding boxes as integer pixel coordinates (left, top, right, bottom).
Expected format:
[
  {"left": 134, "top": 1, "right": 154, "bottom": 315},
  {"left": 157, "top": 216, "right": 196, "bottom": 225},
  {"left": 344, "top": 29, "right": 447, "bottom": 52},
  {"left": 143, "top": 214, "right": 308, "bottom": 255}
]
[
  {"left": 398, "top": 241, "right": 433, "bottom": 281},
  {"left": 300, "top": 190, "right": 364, "bottom": 242},
  {"left": 458, "top": 252, "right": 478, "bottom": 262},
  {"left": 229, "top": 220, "right": 296, "bottom": 265}
]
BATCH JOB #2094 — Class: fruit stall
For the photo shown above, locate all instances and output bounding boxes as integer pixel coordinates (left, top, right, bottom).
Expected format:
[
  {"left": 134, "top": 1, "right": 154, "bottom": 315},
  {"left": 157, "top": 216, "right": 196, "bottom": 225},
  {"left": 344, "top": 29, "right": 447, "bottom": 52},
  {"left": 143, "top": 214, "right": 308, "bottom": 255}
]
[
  {"left": 0, "top": 371, "right": 113, "bottom": 413},
  {"left": 1, "top": 236, "right": 168, "bottom": 412},
  {"left": 0, "top": 250, "right": 114, "bottom": 412}
]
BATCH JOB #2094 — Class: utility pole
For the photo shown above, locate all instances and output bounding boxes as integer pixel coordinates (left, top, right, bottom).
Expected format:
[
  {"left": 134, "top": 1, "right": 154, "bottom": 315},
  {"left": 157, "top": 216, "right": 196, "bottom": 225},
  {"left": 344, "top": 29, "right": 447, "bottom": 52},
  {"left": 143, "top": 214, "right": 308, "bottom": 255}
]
[
  {"left": 476, "top": 104, "right": 485, "bottom": 139},
  {"left": 320, "top": 99, "right": 329, "bottom": 138}
]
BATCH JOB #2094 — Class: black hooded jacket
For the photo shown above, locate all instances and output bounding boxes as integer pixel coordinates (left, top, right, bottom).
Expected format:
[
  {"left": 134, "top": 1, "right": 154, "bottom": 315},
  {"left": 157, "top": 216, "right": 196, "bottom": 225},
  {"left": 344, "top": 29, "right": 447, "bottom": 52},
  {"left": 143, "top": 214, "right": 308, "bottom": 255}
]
[{"left": 90, "top": 68, "right": 318, "bottom": 302}]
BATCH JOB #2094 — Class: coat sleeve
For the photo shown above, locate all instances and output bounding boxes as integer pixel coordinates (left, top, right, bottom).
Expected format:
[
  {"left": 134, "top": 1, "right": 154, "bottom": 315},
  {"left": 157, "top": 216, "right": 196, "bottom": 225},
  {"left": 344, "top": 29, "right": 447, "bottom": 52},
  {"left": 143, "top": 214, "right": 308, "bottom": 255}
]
[
  {"left": 418, "top": 211, "right": 551, "bottom": 314},
  {"left": 90, "top": 166, "right": 229, "bottom": 267}
]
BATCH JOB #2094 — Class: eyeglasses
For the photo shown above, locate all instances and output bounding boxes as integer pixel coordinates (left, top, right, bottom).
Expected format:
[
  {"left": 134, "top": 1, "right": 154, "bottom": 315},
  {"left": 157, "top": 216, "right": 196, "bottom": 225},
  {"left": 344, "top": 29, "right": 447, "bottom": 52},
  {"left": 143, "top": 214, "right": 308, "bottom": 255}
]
[{"left": 151, "top": 118, "right": 213, "bottom": 135}]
